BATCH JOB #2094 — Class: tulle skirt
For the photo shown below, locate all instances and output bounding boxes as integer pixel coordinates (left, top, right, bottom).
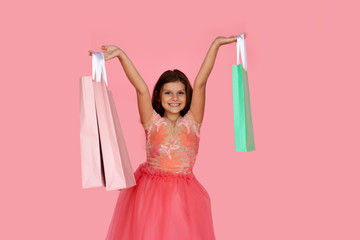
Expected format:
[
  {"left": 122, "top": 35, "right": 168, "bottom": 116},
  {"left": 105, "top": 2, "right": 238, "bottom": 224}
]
[{"left": 105, "top": 162, "right": 216, "bottom": 240}]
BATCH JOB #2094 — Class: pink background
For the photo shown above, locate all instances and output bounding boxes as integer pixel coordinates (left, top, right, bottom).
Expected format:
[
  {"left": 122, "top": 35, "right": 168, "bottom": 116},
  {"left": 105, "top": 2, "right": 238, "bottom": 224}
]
[{"left": 1, "top": 0, "right": 359, "bottom": 239}]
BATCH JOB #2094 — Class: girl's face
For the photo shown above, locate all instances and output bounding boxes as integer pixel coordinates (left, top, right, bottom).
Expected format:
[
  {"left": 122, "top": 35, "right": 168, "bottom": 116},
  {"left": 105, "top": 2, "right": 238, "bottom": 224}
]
[{"left": 160, "top": 81, "right": 186, "bottom": 115}]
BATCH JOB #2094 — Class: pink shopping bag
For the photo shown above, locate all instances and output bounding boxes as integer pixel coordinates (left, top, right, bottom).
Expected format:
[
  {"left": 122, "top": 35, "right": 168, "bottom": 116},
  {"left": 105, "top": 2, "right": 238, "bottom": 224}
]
[
  {"left": 79, "top": 76, "right": 104, "bottom": 189},
  {"left": 79, "top": 52, "right": 136, "bottom": 191}
]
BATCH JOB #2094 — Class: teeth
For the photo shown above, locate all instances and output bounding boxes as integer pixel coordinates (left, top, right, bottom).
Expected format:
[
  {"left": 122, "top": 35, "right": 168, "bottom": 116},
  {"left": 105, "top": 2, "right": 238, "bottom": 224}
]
[{"left": 169, "top": 104, "right": 180, "bottom": 107}]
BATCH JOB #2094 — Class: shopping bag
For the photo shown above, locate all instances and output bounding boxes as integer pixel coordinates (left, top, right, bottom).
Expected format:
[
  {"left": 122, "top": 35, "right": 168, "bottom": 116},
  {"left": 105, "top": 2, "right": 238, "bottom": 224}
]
[
  {"left": 79, "top": 77, "right": 104, "bottom": 189},
  {"left": 232, "top": 34, "right": 255, "bottom": 152},
  {"left": 80, "top": 52, "right": 136, "bottom": 191}
]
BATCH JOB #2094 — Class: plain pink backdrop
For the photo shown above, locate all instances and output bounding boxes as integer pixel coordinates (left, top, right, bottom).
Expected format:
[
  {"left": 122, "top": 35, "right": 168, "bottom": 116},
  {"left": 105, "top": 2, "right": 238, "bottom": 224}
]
[{"left": 1, "top": 0, "right": 359, "bottom": 239}]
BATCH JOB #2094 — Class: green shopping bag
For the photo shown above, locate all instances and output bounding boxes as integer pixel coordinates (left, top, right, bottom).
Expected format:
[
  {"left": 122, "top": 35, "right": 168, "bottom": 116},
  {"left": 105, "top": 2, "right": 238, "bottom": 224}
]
[{"left": 232, "top": 34, "right": 255, "bottom": 152}]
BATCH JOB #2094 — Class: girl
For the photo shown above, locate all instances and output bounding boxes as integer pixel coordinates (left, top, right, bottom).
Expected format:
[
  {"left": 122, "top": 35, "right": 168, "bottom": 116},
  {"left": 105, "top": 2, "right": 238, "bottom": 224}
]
[{"left": 88, "top": 33, "right": 247, "bottom": 240}]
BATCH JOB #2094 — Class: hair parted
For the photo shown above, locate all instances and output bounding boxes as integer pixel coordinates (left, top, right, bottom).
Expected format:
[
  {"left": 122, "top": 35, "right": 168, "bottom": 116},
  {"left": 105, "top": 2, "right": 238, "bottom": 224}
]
[{"left": 152, "top": 69, "right": 193, "bottom": 117}]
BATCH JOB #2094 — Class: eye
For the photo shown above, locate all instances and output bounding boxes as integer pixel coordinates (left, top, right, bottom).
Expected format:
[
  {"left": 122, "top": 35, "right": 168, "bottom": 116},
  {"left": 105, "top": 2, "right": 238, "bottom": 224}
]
[
  {"left": 179, "top": 92, "right": 185, "bottom": 94},
  {"left": 165, "top": 92, "right": 170, "bottom": 94}
]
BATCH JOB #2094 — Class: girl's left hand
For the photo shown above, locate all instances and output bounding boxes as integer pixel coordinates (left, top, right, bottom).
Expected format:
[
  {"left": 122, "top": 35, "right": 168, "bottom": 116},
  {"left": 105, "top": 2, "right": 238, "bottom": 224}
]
[{"left": 215, "top": 32, "right": 247, "bottom": 46}]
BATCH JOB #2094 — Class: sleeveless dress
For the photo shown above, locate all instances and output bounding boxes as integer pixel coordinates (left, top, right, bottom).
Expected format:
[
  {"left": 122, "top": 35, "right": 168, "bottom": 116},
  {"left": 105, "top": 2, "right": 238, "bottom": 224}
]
[{"left": 105, "top": 109, "right": 216, "bottom": 240}]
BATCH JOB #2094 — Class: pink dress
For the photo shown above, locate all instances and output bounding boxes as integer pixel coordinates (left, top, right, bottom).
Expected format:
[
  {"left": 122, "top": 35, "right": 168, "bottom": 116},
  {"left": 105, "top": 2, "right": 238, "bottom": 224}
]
[{"left": 105, "top": 109, "right": 216, "bottom": 240}]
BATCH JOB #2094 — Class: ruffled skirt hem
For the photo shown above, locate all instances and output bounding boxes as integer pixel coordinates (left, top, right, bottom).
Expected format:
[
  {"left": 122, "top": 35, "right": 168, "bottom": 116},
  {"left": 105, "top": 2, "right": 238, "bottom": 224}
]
[{"left": 105, "top": 162, "right": 216, "bottom": 240}]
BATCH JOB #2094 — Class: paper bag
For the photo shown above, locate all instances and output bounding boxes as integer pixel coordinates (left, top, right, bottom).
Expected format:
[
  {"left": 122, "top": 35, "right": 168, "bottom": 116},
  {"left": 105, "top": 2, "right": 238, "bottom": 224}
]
[{"left": 232, "top": 34, "right": 255, "bottom": 152}]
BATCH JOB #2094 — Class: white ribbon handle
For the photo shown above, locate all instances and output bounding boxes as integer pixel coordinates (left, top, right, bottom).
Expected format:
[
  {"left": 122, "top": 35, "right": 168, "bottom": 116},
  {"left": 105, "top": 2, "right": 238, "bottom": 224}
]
[
  {"left": 236, "top": 33, "right": 247, "bottom": 71},
  {"left": 92, "top": 52, "right": 108, "bottom": 86}
]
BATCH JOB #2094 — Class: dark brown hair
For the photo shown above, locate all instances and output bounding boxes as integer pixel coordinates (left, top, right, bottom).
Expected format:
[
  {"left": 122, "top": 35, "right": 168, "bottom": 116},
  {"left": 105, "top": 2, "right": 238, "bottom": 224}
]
[{"left": 152, "top": 69, "right": 193, "bottom": 117}]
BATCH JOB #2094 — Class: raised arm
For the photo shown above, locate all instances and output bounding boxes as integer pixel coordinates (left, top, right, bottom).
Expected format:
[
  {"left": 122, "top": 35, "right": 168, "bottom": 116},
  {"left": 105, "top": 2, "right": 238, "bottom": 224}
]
[
  {"left": 190, "top": 34, "right": 247, "bottom": 124},
  {"left": 89, "top": 45, "right": 153, "bottom": 125},
  {"left": 116, "top": 48, "right": 153, "bottom": 125}
]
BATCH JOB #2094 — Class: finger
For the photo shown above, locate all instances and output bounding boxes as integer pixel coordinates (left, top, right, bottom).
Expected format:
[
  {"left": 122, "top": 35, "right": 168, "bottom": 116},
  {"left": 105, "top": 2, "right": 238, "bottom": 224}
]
[{"left": 104, "top": 55, "right": 111, "bottom": 61}]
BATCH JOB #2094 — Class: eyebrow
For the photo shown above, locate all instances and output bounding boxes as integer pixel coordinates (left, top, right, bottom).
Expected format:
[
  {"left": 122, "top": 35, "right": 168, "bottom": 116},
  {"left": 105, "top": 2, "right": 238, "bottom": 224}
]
[{"left": 163, "top": 89, "right": 185, "bottom": 91}]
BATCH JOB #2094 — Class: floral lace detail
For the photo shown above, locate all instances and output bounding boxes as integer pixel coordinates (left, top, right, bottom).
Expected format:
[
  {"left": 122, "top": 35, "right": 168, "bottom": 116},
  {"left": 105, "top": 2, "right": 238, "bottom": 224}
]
[
  {"left": 159, "top": 138, "right": 180, "bottom": 160},
  {"left": 154, "top": 117, "right": 167, "bottom": 132},
  {"left": 186, "top": 111, "right": 201, "bottom": 138},
  {"left": 178, "top": 118, "right": 192, "bottom": 134},
  {"left": 142, "top": 109, "right": 201, "bottom": 174},
  {"left": 137, "top": 162, "right": 194, "bottom": 181}
]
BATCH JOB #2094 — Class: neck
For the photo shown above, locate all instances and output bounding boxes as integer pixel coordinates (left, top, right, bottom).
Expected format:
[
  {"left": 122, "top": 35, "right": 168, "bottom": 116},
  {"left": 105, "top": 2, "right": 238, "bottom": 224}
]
[{"left": 164, "top": 112, "right": 180, "bottom": 123}]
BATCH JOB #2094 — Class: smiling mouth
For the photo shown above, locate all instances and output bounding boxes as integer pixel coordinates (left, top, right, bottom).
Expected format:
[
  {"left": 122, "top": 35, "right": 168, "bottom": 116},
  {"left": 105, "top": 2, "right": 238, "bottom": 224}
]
[{"left": 169, "top": 103, "right": 181, "bottom": 107}]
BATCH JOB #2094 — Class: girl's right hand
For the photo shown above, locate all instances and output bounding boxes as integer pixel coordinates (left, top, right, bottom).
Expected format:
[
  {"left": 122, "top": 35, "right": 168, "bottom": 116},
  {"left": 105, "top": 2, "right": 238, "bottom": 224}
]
[{"left": 88, "top": 45, "right": 122, "bottom": 61}]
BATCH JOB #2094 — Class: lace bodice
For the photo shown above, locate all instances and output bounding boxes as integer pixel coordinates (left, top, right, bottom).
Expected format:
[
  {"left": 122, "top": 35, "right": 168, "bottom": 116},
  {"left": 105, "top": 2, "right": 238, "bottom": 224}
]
[{"left": 141, "top": 109, "right": 202, "bottom": 174}]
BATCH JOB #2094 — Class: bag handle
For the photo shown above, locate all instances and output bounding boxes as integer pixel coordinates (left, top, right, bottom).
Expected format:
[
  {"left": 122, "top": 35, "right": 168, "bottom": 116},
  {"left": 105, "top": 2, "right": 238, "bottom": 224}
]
[
  {"left": 92, "top": 52, "right": 108, "bottom": 87},
  {"left": 236, "top": 33, "right": 247, "bottom": 71}
]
